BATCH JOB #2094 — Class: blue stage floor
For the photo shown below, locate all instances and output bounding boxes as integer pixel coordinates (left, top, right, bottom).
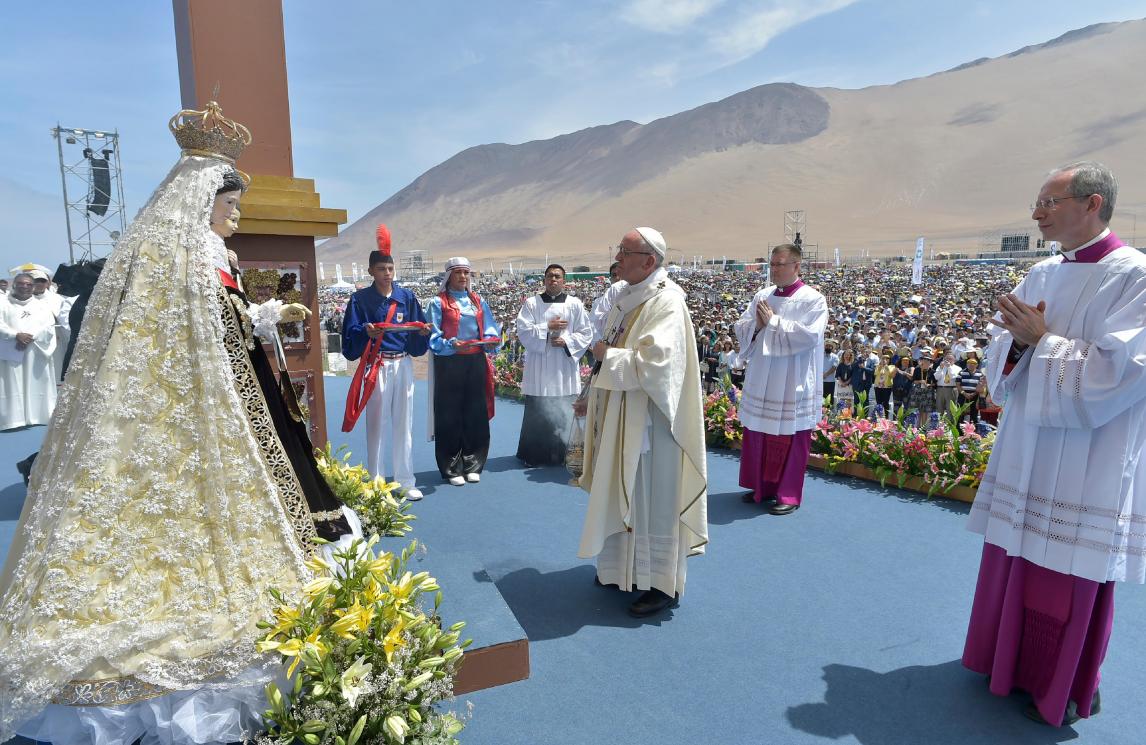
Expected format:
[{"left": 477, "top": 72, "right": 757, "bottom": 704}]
[{"left": 3, "top": 376, "right": 1144, "bottom": 745}]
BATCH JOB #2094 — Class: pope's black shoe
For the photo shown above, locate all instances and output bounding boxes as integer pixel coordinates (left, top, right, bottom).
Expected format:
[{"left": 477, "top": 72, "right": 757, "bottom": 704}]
[
  {"left": 1024, "top": 689, "right": 1100, "bottom": 726},
  {"left": 741, "top": 491, "right": 777, "bottom": 504},
  {"left": 628, "top": 589, "right": 678, "bottom": 618},
  {"left": 769, "top": 502, "right": 799, "bottom": 515},
  {"left": 16, "top": 453, "right": 36, "bottom": 486}
]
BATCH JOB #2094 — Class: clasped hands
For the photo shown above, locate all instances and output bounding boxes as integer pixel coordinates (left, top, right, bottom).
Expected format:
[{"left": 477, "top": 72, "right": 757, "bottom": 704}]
[
  {"left": 994, "top": 294, "right": 1047, "bottom": 348},
  {"left": 755, "top": 300, "right": 774, "bottom": 330},
  {"left": 14, "top": 332, "right": 33, "bottom": 351}
]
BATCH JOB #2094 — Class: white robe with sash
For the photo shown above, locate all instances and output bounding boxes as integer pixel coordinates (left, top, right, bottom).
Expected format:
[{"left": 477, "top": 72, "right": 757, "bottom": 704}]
[
  {"left": 578, "top": 269, "right": 708, "bottom": 596},
  {"left": 968, "top": 246, "right": 1146, "bottom": 584}
]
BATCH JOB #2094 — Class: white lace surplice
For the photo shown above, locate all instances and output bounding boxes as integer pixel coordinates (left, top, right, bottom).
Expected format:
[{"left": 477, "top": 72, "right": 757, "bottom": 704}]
[
  {"left": 968, "top": 247, "right": 1146, "bottom": 584},
  {"left": 0, "top": 156, "right": 313, "bottom": 743}
]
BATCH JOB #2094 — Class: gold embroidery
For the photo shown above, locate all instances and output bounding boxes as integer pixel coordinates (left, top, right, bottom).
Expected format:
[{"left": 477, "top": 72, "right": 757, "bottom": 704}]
[{"left": 220, "top": 287, "right": 318, "bottom": 552}]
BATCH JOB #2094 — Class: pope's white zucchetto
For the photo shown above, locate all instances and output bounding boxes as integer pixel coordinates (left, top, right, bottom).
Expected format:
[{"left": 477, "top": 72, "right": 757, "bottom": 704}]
[{"left": 635, "top": 227, "right": 667, "bottom": 259}]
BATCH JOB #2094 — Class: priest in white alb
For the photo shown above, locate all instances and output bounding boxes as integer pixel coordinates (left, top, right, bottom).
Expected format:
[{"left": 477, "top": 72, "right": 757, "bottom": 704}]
[
  {"left": 576, "top": 227, "right": 708, "bottom": 618},
  {"left": 735, "top": 243, "right": 827, "bottom": 515},
  {"left": 962, "top": 161, "right": 1146, "bottom": 727},
  {"left": 588, "top": 262, "right": 624, "bottom": 341},
  {"left": 514, "top": 264, "right": 593, "bottom": 466},
  {"left": 0, "top": 273, "right": 58, "bottom": 430}
]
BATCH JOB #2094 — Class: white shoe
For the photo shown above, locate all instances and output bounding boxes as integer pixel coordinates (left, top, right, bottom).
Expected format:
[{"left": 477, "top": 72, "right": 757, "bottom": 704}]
[
  {"left": 448, "top": 476, "right": 465, "bottom": 486},
  {"left": 405, "top": 488, "right": 424, "bottom": 501},
  {"left": 465, "top": 473, "right": 481, "bottom": 483}
]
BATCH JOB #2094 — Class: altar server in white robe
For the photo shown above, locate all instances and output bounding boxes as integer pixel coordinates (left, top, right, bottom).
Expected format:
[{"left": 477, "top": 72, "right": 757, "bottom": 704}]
[
  {"left": 515, "top": 264, "right": 593, "bottom": 466},
  {"left": 735, "top": 243, "right": 827, "bottom": 515},
  {"left": 0, "top": 273, "right": 58, "bottom": 430},
  {"left": 31, "top": 268, "right": 73, "bottom": 382},
  {"left": 588, "top": 262, "right": 625, "bottom": 341},
  {"left": 577, "top": 227, "right": 708, "bottom": 618},
  {"left": 962, "top": 161, "right": 1146, "bottom": 727}
]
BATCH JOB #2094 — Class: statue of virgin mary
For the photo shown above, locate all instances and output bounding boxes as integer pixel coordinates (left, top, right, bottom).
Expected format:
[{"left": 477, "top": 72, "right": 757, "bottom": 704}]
[{"left": 0, "top": 103, "right": 345, "bottom": 744}]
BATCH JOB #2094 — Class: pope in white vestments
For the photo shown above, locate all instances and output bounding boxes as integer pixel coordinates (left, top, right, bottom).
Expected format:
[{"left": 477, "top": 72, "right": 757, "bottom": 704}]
[
  {"left": 735, "top": 244, "right": 827, "bottom": 515},
  {"left": 0, "top": 273, "right": 58, "bottom": 430},
  {"left": 515, "top": 264, "right": 593, "bottom": 466},
  {"left": 578, "top": 228, "right": 708, "bottom": 618},
  {"left": 962, "top": 162, "right": 1146, "bottom": 727}
]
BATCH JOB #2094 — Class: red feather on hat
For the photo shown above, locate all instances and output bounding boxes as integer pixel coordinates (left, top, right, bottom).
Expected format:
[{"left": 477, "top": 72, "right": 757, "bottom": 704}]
[{"left": 376, "top": 224, "right": 392, "bottom": 256}]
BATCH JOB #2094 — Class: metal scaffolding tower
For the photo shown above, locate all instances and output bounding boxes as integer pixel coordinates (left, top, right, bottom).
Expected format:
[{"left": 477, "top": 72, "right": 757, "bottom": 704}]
[
  {"left": 52, "top": 126, "right": 127, "bottom": 263},
  {"left": 399, "top": 249, "right": 434, "bottom": 283}
]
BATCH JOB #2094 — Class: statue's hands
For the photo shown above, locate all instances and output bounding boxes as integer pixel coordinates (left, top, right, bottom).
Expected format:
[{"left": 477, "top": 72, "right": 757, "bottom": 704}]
[
  {"left": 279, "top": 303, "right": 312, "bottom": 323},
  {"left": 572, "top": 398, "right": 588, "bottom": 416},
  {"left": 226, "top": 249, "right": 240, "bottom": 271}
]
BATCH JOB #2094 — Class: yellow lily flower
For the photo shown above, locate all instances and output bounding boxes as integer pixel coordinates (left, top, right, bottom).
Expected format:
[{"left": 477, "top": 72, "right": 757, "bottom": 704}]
[
  {"left": 302, "top": 577, "right": 335, "bottom": 597},
  {"left": 383, "top": 617, "right": 407, "bottom": 663}
]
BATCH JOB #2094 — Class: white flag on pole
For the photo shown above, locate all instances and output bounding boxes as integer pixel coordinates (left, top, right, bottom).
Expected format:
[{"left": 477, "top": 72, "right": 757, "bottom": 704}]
[
  {"left": 912, "top": 237, "right": 925, "bottom": 285},
  {"left": 1049, "top": 241, "right": 1061, "bottom": 255},
  {"left": 834, "top": 247, "right": 840, "bottom": 268},
  {"left": 319, "top": 263, "right": 325, "bottom": 281},
  {"left": 336, "top": 264, "right": 344, "bottom": 284}
]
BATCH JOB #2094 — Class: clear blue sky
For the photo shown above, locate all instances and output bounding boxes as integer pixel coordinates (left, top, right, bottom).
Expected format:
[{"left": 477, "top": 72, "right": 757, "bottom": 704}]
[{"left": 2, "top": 0, "right": 1144, "bottom": 272}]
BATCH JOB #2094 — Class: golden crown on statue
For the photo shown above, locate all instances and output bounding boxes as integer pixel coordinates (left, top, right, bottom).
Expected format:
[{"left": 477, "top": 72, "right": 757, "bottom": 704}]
[{"left": 169, "top": 101, "right": 252, "bottom": 164}]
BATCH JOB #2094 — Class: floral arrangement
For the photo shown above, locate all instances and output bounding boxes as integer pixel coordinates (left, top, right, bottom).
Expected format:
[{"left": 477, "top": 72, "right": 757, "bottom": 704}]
[
  {"left": 315, "top": 445, "right": 415, "bottom": 538},
  {"left": 256, "top": 538, "right": 469, "bottom": 745},
  {"left": 492, "top": 351, "right": 523, "bottom": 393},
  {"left": 704, "top": 382, "right": 743, "bottom": 448},
  {"left": 812, "top": 394, "right": 994, "bottom": 496}
]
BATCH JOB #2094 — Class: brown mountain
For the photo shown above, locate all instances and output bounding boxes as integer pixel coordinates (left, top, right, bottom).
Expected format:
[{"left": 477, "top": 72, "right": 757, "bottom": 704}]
[{"left": 319, "top": 20, "right": 1146, "bottom": 270}]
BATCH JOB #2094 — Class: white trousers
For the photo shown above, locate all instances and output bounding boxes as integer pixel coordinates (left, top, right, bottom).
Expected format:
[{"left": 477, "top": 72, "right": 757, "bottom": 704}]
[{"left": 364, "top": 355, "right": 416, "bottom": 487}]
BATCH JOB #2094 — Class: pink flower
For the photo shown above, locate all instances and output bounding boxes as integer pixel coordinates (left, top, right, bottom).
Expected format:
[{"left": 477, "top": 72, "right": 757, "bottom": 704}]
[
  {"left": 960, "top": 422, "right": 976, "bottom": 436},
  {"left": 856, "top": 419, "right": 873, "bottom": 433},
  {"left": 817, "top": 418, "right": 831, "bottom": 431},
  {"left": 874, "top": 418, "right": 893, "bottom": 433},
  {"left": 927, "top": 428, "right": 945, "bottom": 439}
]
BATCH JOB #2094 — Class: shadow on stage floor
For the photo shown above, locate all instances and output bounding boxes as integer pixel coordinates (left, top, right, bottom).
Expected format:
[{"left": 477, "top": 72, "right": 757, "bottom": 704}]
[
  {"left": 787, "top": 659, "right": 1080, "bottom": 745},
  {"left": 0, "top": 481, "right": 27, "bottom": 521},
  {"left": 489, "top": 563, "right": 677, "bottom": 641}
]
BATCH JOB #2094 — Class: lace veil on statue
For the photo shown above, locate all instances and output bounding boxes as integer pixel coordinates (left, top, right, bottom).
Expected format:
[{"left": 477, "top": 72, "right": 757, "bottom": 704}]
[{"left": 0, "top": 103, "right": 315, "bottom": 742}]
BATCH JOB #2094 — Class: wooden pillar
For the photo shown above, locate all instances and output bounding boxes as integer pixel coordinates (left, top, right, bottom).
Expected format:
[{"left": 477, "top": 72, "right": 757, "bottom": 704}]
[{"left": 173, "top": 0, "right": 345, "bottom": 444}]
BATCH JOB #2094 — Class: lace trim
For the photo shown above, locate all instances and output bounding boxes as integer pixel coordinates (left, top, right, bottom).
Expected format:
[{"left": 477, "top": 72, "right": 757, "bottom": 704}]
[
  {"left": 52, "top": 676, "right": 172, "bottom": 707},
  {"left": 221, "top": 288, "right": 318, "bottom": 551},
  {"left": 311, "top": 509, "right": 345, "bottom": 522}
]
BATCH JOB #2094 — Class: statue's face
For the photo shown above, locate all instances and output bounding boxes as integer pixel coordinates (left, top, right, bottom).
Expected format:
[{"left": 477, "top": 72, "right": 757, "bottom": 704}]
[{"left": 211, "top": 190, "right": 242, "bottom": 238}]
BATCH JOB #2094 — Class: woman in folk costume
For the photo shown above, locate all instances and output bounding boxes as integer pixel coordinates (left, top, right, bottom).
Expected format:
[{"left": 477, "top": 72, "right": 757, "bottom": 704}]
[
  {"left": 425, "top": 257, "right": 501, "bottom": 486},
  {"left": 0, "top": 103, "right": 341, "bottom": 745}
]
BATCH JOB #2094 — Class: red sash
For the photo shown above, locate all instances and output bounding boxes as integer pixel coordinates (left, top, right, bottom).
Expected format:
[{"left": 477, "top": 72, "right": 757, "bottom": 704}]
[
  {"left": 439, "top": 290, "right": 496, "bottom": 420},
  {"left": 341, "top": 302, "right": 397, "bottom": 432}
]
